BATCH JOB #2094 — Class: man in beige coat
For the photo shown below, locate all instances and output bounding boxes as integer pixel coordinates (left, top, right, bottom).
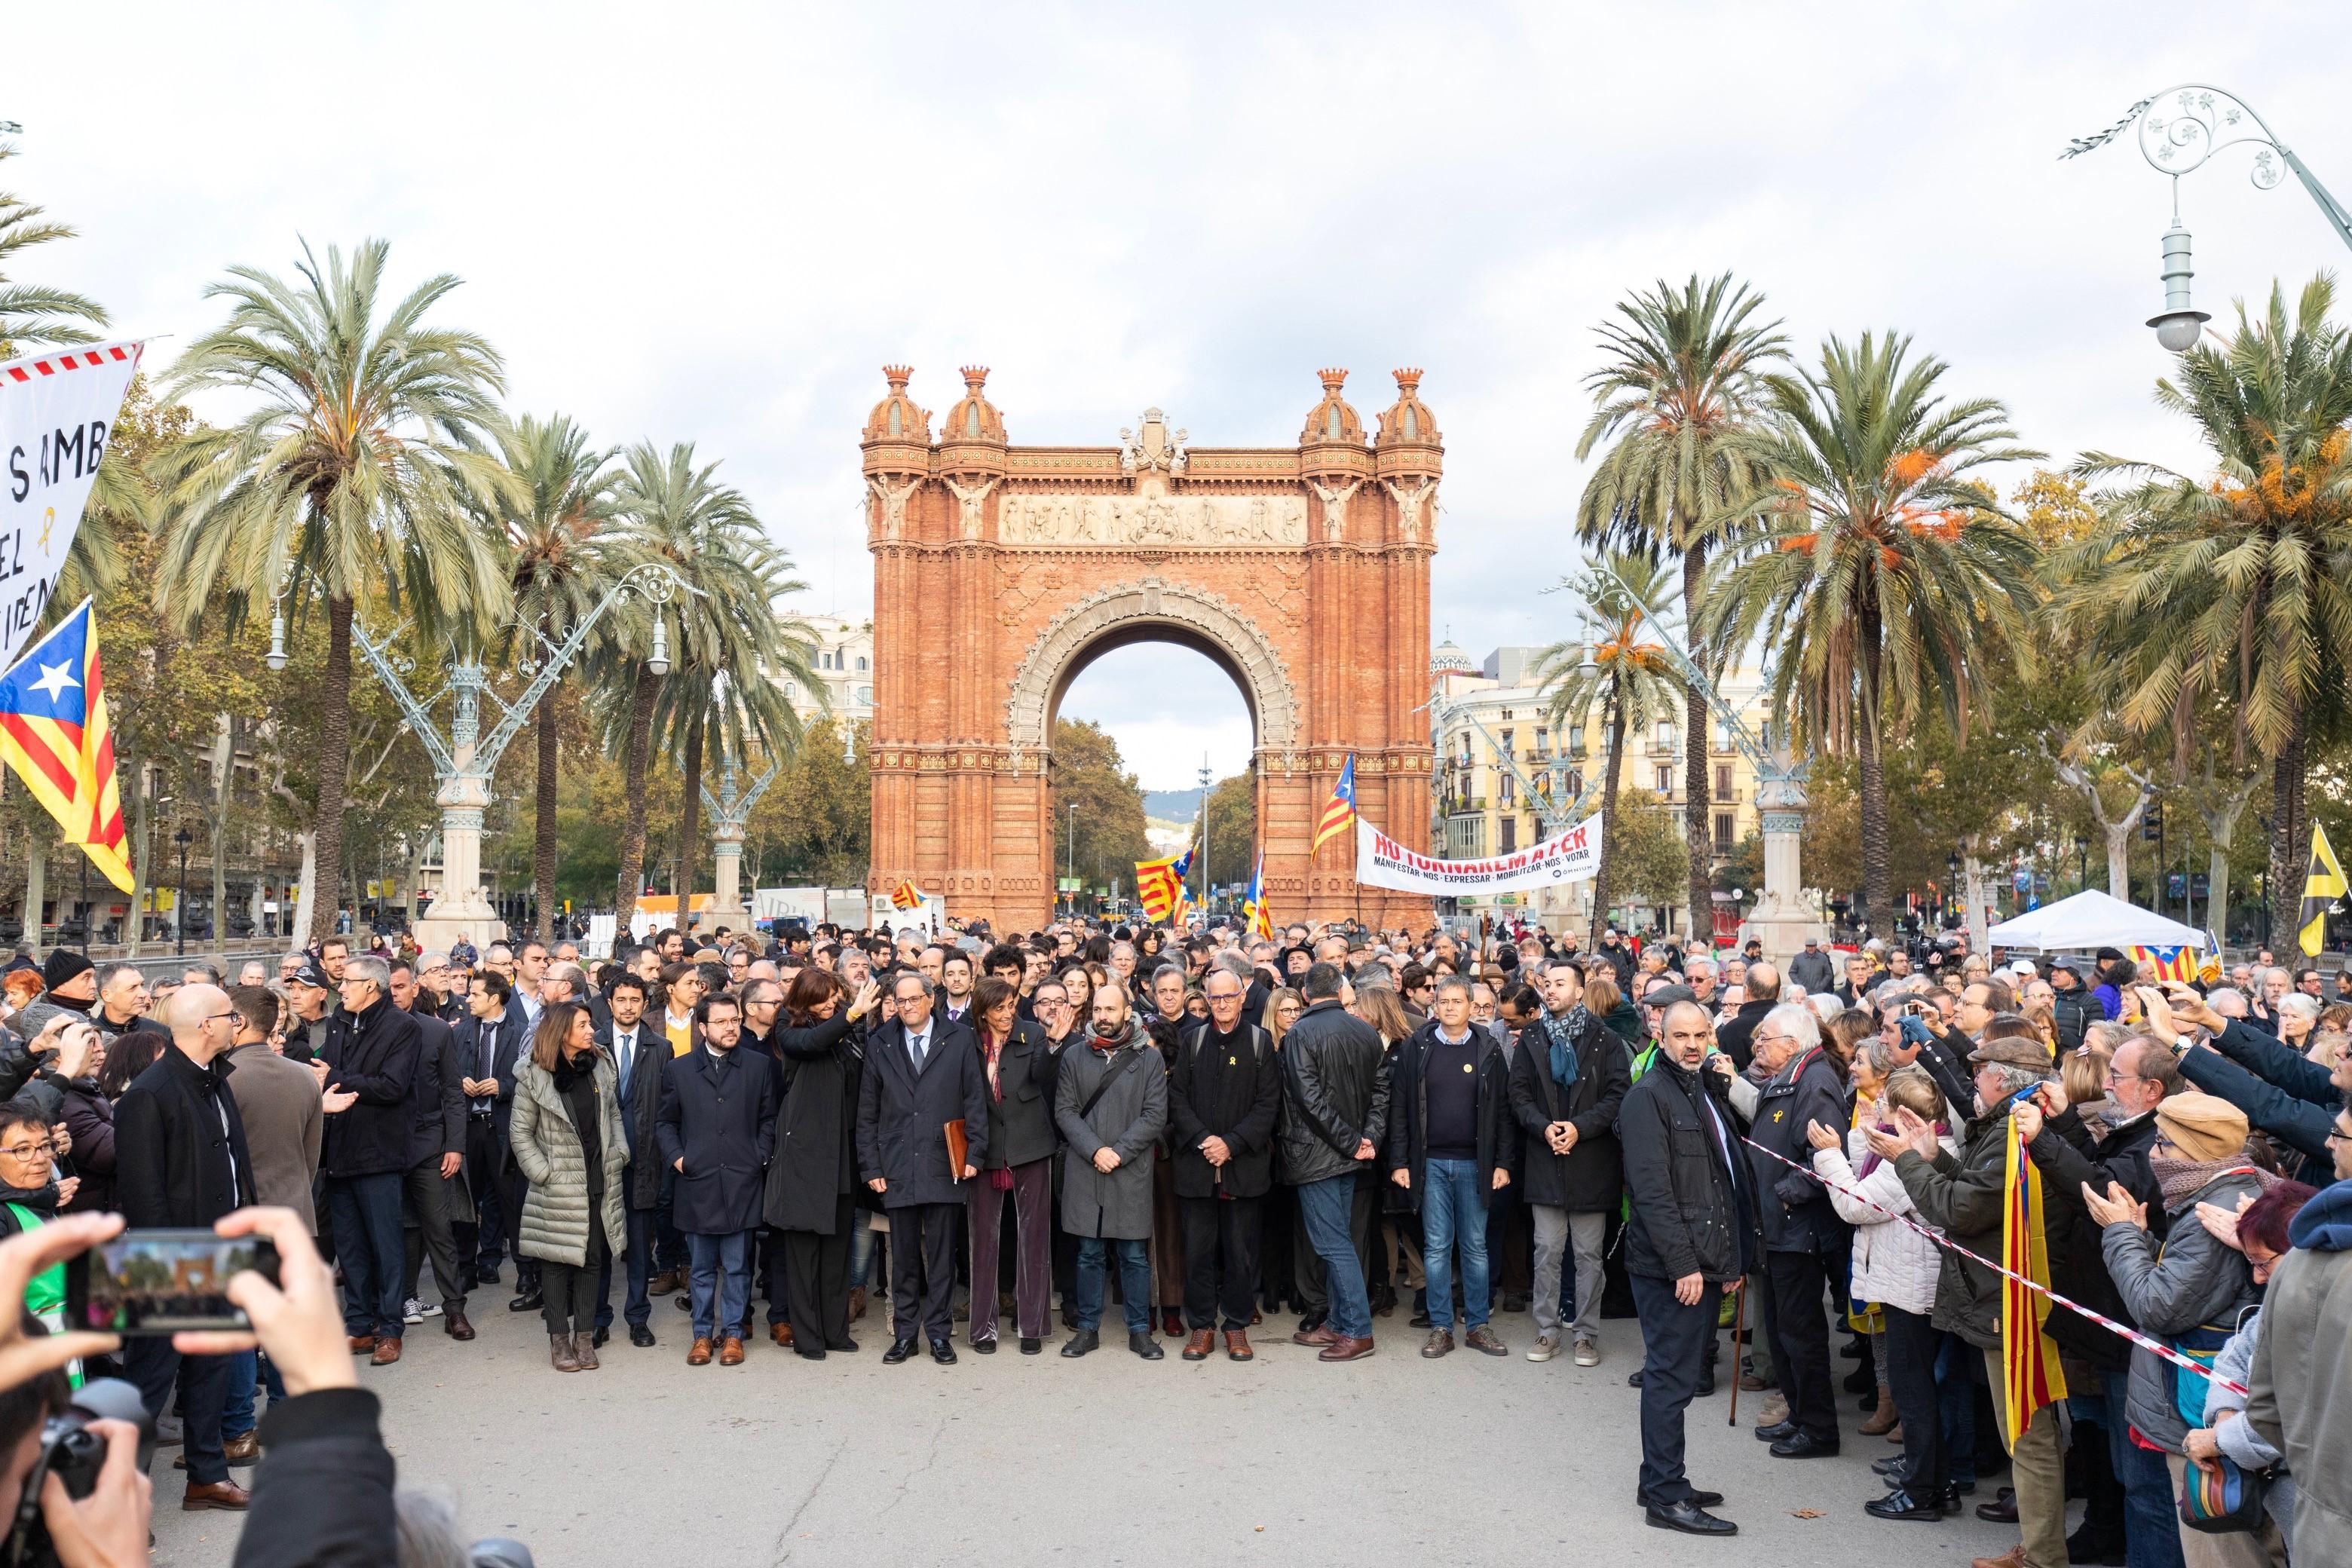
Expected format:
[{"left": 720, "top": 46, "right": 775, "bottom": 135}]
[{"left": 223, "top": 984, "right": 325, "bottom": 1231}]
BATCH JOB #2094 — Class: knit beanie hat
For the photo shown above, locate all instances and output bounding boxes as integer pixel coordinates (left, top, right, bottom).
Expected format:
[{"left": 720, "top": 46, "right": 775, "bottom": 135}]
[
  {"left": 41, "top": 948, "right": 93, "bottom": 991},
  {"left": 2154, "top": 1092, "right": 2249, "bottom": 1163}
]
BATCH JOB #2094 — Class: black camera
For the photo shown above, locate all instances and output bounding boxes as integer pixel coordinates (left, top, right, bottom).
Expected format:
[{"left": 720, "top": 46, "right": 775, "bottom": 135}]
[{"left": 5, "top": 1378, "right": 154, "bottom": 1567}]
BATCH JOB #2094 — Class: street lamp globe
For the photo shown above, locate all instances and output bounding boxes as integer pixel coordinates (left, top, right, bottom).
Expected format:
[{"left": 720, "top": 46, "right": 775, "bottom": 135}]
[
  {"left": 2148, "top": 220, "right": 2212, "bottom": 351},
  {"left": 647, "top": 615, "right": 670, "bottom": 677}
]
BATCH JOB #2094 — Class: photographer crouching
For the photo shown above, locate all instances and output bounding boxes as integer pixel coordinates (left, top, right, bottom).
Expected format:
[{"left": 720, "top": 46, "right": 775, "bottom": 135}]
[{"left": 0, "top": 1205, "right": 397, "bottom": 1567}]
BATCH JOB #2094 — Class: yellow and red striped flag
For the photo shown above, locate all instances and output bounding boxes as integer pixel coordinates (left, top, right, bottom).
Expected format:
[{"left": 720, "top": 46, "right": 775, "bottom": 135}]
[
  {"left": 1135, "top": 845, "right": 1192, "bottom": 923},
  {"left": 890, "top": 880, "right": 922, "bottom": 911},
  {"left": 0, "top": 599, "right": 131, "bottom": 892},
  {"left": 2000, "top": 1109, "right": 2069, "bottom": 1438}
]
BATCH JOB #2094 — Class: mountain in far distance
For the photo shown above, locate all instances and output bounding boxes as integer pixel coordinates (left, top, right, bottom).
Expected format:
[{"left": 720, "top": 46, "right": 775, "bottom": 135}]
[{"left": 1143, "top": 787, "right": 1202, "bottom": 822}]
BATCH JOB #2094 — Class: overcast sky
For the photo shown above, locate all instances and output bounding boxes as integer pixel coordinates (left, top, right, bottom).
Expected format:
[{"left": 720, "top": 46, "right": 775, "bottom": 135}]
[{"left": 15, "top": 3, "right": 2350, "bottom": 789}]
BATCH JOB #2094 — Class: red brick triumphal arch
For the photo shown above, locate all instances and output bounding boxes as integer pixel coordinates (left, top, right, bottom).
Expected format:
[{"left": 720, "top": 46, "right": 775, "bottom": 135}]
[{"left": 863, "top": 366, "right": 1439, "bottom": 932}]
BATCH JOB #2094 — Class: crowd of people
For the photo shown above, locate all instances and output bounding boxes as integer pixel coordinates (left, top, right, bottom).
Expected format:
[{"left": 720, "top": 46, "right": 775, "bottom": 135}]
[{"left": 0, "top": 917, "right": 2344, "bottom": 1566}]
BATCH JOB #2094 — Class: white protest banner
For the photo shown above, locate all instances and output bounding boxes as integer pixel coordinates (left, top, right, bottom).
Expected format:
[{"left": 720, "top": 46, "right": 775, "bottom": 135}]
[
  {"left": 1, "top": 341, "right": 145, "bottom": 666},
  {"left": 1355, "top": 812, "right": 1604, "bottom": 897}
]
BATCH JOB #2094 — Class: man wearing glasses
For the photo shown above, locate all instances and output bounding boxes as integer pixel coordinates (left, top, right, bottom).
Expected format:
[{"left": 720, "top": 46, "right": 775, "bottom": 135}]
[
  {"left": 317, "top": 956, "right": 424, "bottom": 1366},
  {"left": 1742, "top": 1004, "right": 1851, "bottom": 1462}
]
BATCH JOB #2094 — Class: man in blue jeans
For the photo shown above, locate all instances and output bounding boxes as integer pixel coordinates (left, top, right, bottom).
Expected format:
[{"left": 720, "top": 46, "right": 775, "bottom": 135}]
[
  {"left": 1386, "top": 975, "right": 1515, "bottom": 1356},
  {"left": 1276, "top": 963, "right": 1391, "bottom": 1362},
  {"left": 1054, "top": 982, "right": 1168, "bottom": 1359}
]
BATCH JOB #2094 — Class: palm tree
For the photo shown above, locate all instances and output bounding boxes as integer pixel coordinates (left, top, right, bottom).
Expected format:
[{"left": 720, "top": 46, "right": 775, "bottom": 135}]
[
  {"left": 0, "top": 143, "right": 107, "bottom": 354},
  {"left": 1702, "top": 330, "right": 2043, "bottom": 930},
  {"left": 1530, "top": 551, "right": 1683, "bottom": 942},
  {"left": 152, "top": 239, "right": 514, "bottom": 943},
  {"left": 2061, "top": 276, "right": 2352, "bottom": 951},
  {"left": 601, "top": 441, "right": 813, "bottom": 933},
  {"left": 1574, "top": 272, "right": 1788, "bottom": 945},
  {"left": 495, "top": 414, "right": 622, "bottom": 943}
]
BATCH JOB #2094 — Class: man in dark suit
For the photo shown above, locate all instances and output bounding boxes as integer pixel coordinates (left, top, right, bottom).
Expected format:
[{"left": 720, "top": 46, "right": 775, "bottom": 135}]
[
  {"left": 595, "top": 971, "right": 668, "bottom": 1346},
  {"left": 856, "top": 971, "right": 988, "bottom": 1365},
  {"left": 319, "top": 955, "right": 424, "bottom": 1366},
  {"left": 1168, "top": 966, "right": 1282, "bottom": 1361},
  {"left": 657, "top": 991, "right": 780, "bottom": 1367},
  {"left": 452, "top": 969, "right": 534, "bottom": 1309},
  {"left": 391, "top": 957, "right": 473, "bottom": 1341}
]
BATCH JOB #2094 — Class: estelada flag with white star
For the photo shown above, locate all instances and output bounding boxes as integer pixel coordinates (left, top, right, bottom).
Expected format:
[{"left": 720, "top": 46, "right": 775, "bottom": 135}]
[{"left": 0, "top": 599, "right": 132, "bottom": 891}]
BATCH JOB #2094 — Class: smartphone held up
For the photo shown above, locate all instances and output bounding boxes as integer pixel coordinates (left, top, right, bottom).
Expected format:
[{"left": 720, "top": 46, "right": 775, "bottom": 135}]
[{"left": 64, "top": 1229, "right": 280, "bottom": 1336}]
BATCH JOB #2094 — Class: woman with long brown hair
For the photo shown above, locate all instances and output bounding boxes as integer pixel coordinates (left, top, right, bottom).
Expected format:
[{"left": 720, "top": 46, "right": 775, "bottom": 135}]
[
  {"left": 966, "top": 975, "right": 1061, "bottom": 1353},
  {"left": 764, "top": 967, "right": 880, "bottom": 1358},
  {"left": 507, "top": 1002, "right": 629, "bottom": 1372}
]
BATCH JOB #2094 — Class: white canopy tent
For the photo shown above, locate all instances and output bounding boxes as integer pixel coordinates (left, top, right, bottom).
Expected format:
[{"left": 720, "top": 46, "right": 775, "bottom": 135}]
[{"left": 1983, "top": 889, "right": 2207, "bottom": 953}]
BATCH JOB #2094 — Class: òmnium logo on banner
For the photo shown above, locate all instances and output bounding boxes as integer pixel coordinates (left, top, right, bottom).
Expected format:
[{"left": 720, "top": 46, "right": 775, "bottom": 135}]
[
  {"left": 1, "top": 342, "right": 145, "bottom": 668},
  {"left": 1353, "top": 813, "right": 1604, "bottom": 898}
]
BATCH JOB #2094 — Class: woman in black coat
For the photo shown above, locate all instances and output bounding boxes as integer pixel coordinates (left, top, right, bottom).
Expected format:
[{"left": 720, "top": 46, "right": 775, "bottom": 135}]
[
  {"left": 966, "top": 977, "right": 1061, "bottom": 1353},
  {"left": 764, "top": 969, "right": 879, "bottom": 1357}
]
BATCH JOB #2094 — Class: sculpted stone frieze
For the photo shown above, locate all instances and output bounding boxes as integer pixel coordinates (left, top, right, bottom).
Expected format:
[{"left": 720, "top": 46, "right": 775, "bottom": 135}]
[{"left": 995, "top": 490, "right": 1309, "bottom": 548}]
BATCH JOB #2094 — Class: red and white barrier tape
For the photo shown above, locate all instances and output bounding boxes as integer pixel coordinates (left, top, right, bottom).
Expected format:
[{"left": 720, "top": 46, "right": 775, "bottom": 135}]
[{"left": 1738, "top": 1132, "right": 2250, "bottom": 1398}]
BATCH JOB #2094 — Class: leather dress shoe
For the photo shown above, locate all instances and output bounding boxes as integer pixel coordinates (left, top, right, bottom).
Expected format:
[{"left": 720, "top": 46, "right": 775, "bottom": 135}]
[
  {"left": 1934, "top": 1484, "right": 1967, "bottom": 1514},
  {"left": 686, "top": 1337, "right": 714, "bottom": 1366},
  {"left": 222, "top": 1432, "right": 261, "bottom": 1466},
  {"left": 1224, "top": 1329, "right": 1253, "bottom": 1361},
  {"left": 930, "top": 1339, "right": 957, "bottom": 1365},
  {"left": 646, "top": 1269, "right": 683, "bottom": 1295},
  {"left": 1129, "top": 1331, "right": 1164, "bottom": 1360},
  {"left": 508, "top": 1289, "right": 543, "bottom": 1313},
  {"left": 972, "top": 1336, "right": 997, "bottom": 1354},
  {"left": 718, "top": 1337, "right": 746, "bottom": 1366},
  {"left": 881, "top": 1340, "right": 917, "bottom": 1364},
  {"left": 1060, "top": 1328, "right": 1099, "bottom": 1358},
  {"left": 346, "top": 1334, "right": 376, "bottom": 1354},
  {"left": 1976, "top": 1493, "right": 2019, "bottom": 1524},
  {"left": 1625, "top": 1369, "right": 1644, "bottom": 1388},
  {"left": 1317, "top": 1334, "right": 1375, "bottom": 1361},
  {"left": 591, "top": 1325, "right": 608, "bottom": 1349},
  {"left": 629, "top": 1324, "right": 656, "bottom": 1348},
  {"left": 770, "top": 1321, "right": 795, "bottom": 1348},
  {"left": 1971, "top": 1550, "right": 2029, "bottom": 1568},
  {"left": 1769, "top": 1432, "right": 1840, "bottom": 1459},
  {"left": 1753, "top": 1419, "right": 1798, "bottom": 1443},
  {"left": 182, "top": 1480, "right": 252, "bottom": 1512},
  {"left": 1644, "top": 1499, "right": 1735, "bottom": 1536},
  {"left": 369, "top": 1338, "right": 403, "bottom": 1366},
  {"left": 1183, "top": 1329, "right": 1214, "bottom": 1361},
  {"left": 1695, "top": 1364, "right": 1717, "bottom": 1396},
  {"left": 1291, "top": 1324, "right": 1337, "bottom": 1347},
  {"left": 1020, "top": 1337, "right": 1043, "bottom": 1355},
  {"left": 1636, "top": 1487, "right": 1724, "bottom": 1508},
  {"left": 1864, "top": 1487, "right": 1943, "bottom": 1521},
  {"left": 444, "top": 1312, "right": 475, "bottom": 1341}
]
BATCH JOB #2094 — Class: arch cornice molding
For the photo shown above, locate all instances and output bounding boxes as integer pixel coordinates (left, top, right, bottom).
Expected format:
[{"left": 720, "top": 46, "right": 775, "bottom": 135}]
[{"left": 1003, "top": 576, "right": 1300, "bottom": 766}]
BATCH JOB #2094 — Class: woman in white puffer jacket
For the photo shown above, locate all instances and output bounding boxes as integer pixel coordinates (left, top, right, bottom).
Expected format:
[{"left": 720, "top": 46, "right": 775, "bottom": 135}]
[{"left": 1805, "top": 1066, "right": 1958, "bottom": 1521}]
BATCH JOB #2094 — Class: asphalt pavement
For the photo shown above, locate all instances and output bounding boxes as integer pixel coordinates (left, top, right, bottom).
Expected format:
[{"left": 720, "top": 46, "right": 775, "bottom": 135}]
[{"left": 149, "top": 1297, "right": 2026, "bottom": 1568}]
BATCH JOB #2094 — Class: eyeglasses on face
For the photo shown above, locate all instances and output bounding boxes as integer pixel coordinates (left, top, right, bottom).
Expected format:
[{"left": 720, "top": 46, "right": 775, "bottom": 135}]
[{"left": 0, "top": 1141, "right": 53, "bottom": 1159}]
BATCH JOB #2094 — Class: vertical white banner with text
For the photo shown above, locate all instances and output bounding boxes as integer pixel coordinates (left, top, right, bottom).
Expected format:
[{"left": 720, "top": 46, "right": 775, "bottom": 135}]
[{"left": 0, "top": 341, "right": 145, "bottom": 668}]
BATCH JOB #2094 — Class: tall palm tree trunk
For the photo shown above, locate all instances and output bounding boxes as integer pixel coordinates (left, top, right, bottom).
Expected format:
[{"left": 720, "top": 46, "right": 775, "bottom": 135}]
[
  {"left": 614, "top": 669, "right": 660, "bottom": 932},
  {"left": 2266, "top": 714, "right": 2308, "bottom": 954},
  {"left": 678, "top": 708, "right": 705, "bottom": 930},
  {"left": 308, "top": 596, "right": 355, "bottom": 945},
  {"left": 1854, "top": 623, "right": 1892, "bottom": 932},
  {"left": 533, "top": 685, "right": 560, "bottom": 942},
  {"left": 1679, "top": 544, "right": 1713, "bottom": 949},
  {"left": 1589, "top": 683, "right": 1628, "bottom": 947}
]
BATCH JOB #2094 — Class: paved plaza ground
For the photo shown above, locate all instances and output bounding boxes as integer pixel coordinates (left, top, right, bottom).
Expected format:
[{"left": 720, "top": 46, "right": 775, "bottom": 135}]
[{"left": 146, "top": 1294, "right": 2028, "bottom": 1568}]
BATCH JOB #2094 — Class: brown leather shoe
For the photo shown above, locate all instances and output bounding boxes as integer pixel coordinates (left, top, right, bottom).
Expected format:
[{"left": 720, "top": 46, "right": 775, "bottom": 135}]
[
  {"left": 1420, "top": 1329, "right": 1454, "bottom": 1358},
  {"left": 182, "top": 1480, "right": 252, "bottom": 1511},
  {"left": 1318, "top": 1334, "right": 1377, "bottom": 1362},
  {"left": 718, "top": 1335, "right": 746, "bottom": 1366},
  {"left": 686, "top": 1336, "right": 713, "bottom": 1366},
  {"left": 1224, "top": 1329, "right": 1254, "bottom": 1361},
  {"left": 573, "top": 1331, "right": 599, "bottom": 1370},
  {"left": 346, "top": 1334, "right": 376, "bottom": 1354},
  {"left": 1291, "top": 1324, "right": 1337, "bottom": 1347},
  {"left": 551, "top": 1334, "right": 580, "bottom": 1372},
  {"left": 445, "top": 1311, "right": 475, "bottom": 1341},
  {"left": 369, "top": 1337, "right": 402, "bottom": 1366},
  {"left": 1182, "top": 1328, "right": 1214, "bottom": 1361},
  {"left": 222, "top": 1432, "right": 260, "bottom": 1466},
  {"left": 647, "top": 1270, "right": 684, "bottom": 1295},
  {"left": 1970, "top": 1550, "right": 2027, "bottom": 1568},
  {"left": 1464, "top": 1326, "right": 1508, "bottom": 1358},
  {"left": 770, "top": 1321, "right": 795, "bottom": 1348},
  {"left": 850, "top": 1285, "right": 867, "bottom": 1321}
]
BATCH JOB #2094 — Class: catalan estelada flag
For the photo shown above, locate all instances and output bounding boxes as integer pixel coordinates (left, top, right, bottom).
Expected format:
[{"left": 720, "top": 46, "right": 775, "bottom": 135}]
[
  {"left": 2000, "top": 1106, "right": 2068, "bottom": 1439},
  {"left": 1135, "top": 846, "right": 1192, "bottom": 923},
  {"left": 2129, "top": 944, "right": 2201, "bottom": 985},
  {"left": 1243, "top": 853, "right": 1272, "bottom": 941},
  {"left": 2298, "top": 822, "right": 2347, "bottom": 957},
  {"left": 890, "top": 880, "right": 922, "bottom": 911},
  {"left": 0, "top": 599, "right": 131, "bottom": 892},
  {"left": 1312, "top": 754, "right": 1358, "bottom": 853}
]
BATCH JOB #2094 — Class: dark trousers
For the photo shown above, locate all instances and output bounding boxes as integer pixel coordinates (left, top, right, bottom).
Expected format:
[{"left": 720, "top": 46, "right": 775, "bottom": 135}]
[
  {"left": 783, "top": 1194, "right": 856, "bottom": 1352},
  {"left": 749, "top": 1226, "right": 787, "bottom": 1328},
  {"left": 1179, "top": 1193, "right": 1261, "bottom": 1331},
  {"left": 1629, "top": 1272, "right": 1720, "bottom": 1507},
  {"left": 1289, "top": 1174, "right": 1374, "bottom": 1321},
  {"left": 1074, "top": 1237, "right": 1153, "bottom": 1333},
  {"left": 463, "top": 1116, "right": 531, "bottom": 1286},
  {"left": 326, "top": 1171, "right": 408, "bottom": 1340},
  {"left": 595, "top": 1204, "right": 659, "bottom": 1331},
  {"left": 128, "top": 1340, "right": 231, "bottom": 1484},
  {"left": 1881, "top": 1304, "right": 1945, "bottom": 1492},
  {"left": 539, "top": 1225, "right": 606, "bottom": 1337},
  {"left": 887, "top": 1202, "right": 959, "bottom": 1346},
  {"left": 400, "top": 1160, "right": 467, "bottom": 1312},
  {"left": 968, "top": 1159, "right": 1052, "bottom": 1342},
  {"left": 1763, "top": 1248, "right": 1838, "bottom": 1442}
]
